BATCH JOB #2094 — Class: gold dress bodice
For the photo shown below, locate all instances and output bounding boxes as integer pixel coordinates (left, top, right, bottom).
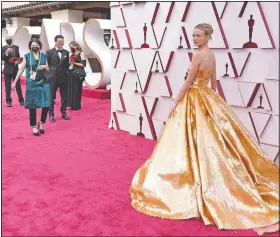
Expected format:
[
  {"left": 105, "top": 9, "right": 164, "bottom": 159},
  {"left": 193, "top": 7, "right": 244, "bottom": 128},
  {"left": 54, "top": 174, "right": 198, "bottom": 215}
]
[
  {"left": 192, "top": 70, "right": 212, "bottom": 88},
  {"left": 129, "top": 67, "right": 279, "bottom": 230}
]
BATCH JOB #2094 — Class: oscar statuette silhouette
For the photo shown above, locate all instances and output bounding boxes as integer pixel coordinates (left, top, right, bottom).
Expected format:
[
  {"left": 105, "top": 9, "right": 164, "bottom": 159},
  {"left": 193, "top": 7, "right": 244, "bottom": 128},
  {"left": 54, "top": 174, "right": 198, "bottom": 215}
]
[
  {"left": 223, "top": 62, "right": 229, "bottom": 77},
  {"left": 111, "top": 119, "right": 114, "bottom": 129},
  {"left": 243, "top": 15, "right": 258, "bottom": 48},
  {"left": 257, "top": 94, "right": 264, "bottom": 109},
  {"left": 135, "top": 80, "right": 138, "bottom": 93},
  {"left": 141, "top": 23, "right": 150, "bottom": 48},
  {"left": 110, "top": 38, "right": 115, "bottom": 49},
  {"left": 137, "top": 113, "right": 145, "bottom": 137},
  {"left": 154, "top": 60, "right": 159, "bottom": 72},
  {"left": 178, "top": 35, "right": 183, "bottom": 49}
]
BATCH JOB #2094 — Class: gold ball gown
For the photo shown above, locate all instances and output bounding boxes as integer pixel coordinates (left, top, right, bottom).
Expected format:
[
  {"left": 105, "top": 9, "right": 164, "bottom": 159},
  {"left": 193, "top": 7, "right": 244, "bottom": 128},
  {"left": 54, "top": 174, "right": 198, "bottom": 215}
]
[{"left": 129, "top": 70, "right": 279, "bottom": 230}]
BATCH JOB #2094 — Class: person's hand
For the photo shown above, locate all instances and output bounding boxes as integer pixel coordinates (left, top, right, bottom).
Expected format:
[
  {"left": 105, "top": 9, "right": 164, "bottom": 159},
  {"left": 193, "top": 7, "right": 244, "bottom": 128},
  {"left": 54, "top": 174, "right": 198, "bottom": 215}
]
[
  {"left": 37, "top": 65, "right": 44, "bottom": 70},
  {"left": 11, "top": 81, "right": 16, "bottom": 91},
  {"left": 6, "top": 48, "right": 13, "bottom": 55},
  {"left": 17, "top": 58, "right": 23, "bottom": 64},
  {"left": 37, "top": 65, "right": 48, "bottom": 71},
  {"left": 69, "top": 60, "right": 75, "bottom": 65},
  {"left": 45, "top": 65, "right": 49, "bottom": 71}
]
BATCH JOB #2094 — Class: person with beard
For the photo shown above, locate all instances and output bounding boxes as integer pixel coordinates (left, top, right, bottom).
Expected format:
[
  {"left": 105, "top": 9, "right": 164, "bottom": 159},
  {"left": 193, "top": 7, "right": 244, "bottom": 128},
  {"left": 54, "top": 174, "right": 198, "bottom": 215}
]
[
  {"left": 67, "top": 41, "right": 86, "bottom": 110},
  {"left": 12, "top": 38, "right": 51, "bottom": 136},
  {"left": 46, "top": 35, "right": 71, "bottom": 122},
  {"left": 1, "top": 35, "right": 24, "bottom": 107}
]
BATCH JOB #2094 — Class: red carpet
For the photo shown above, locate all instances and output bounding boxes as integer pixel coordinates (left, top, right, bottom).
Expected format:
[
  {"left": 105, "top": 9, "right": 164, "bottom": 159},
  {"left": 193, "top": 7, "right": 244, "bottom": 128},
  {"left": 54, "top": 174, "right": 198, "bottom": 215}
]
[
  {"left": 2, "top": 85, "right": 278, "bottom": 236},
  {"left": 1, "top": 76, "right": 111, "bottom": 99},
  {"left": 82, "top": 87, "right": 111, "bottom": 100}
]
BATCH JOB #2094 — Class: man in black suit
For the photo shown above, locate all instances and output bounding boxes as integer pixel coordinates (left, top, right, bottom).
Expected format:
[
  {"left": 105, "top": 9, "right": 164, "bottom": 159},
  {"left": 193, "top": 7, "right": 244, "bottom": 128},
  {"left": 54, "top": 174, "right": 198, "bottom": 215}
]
[
  {"left": 1, "top": 35, "right": 24, "bottom": 107},
  {"left": 46, "top": 35, "right": 70, "bottom": 122}
]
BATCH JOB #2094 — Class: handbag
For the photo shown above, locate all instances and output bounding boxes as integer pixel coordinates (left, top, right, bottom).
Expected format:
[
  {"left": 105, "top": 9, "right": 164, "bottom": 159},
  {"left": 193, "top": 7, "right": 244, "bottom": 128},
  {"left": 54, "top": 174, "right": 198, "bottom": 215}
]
[
  {"left": 36, "top": 69, "right": 53, "bottom": 83},
  {"left": 73, "top": 65, "right": 86, "bottom": 81}
]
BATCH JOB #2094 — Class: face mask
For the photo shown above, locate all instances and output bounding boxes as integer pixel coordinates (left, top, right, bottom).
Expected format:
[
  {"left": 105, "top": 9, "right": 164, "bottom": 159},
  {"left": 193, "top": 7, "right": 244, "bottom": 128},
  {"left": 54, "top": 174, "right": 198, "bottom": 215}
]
[
  {"left": 32, "top": 47, "right": 39, "bottom": 53},
  {"left": 6, "top": 39, "right": 12, "bottom": 45},
  {"left": 71, "top": 47, "right": 75, "bottom": 53}
]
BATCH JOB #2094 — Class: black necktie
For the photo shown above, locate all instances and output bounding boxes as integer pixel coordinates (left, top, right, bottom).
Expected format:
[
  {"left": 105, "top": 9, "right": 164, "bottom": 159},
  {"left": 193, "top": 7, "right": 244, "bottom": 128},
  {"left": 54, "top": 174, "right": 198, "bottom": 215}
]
[{"left": 57, "top": 50, "right": 62, "bottom": 53}]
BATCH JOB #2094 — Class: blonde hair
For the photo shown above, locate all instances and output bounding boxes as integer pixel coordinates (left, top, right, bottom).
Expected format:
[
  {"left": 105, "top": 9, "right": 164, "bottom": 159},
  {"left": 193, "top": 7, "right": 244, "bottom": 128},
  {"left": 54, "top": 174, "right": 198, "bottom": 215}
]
[
  {"left": 194, "top": 23, "right": 213, "bottom": 40},
  {"left": 69, "top": 41, "right": 82, "bottom": 51}
]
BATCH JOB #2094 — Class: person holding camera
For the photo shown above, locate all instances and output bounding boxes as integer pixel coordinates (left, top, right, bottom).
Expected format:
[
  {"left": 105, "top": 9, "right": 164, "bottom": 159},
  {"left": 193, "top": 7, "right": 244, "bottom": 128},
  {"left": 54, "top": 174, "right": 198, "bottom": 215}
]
[
  {"left": 1, "top": 35, "right": 24, "bottom": 107},
  {"left": 12, "top": 38, "right": 51, "bottom": 136}
]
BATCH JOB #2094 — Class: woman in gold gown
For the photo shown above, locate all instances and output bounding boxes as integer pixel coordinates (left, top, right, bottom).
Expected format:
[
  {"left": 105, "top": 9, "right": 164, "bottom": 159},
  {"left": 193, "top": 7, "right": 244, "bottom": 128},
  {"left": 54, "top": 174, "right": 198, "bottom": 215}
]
[{"left": 129, "top": 23, "right": 279, "bottom": 235}]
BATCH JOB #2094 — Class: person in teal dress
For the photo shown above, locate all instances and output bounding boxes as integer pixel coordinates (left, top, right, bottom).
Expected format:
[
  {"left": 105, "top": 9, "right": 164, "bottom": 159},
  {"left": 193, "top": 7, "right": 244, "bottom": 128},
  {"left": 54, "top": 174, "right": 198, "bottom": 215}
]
[{"left": 12, "top": 38, "right": 51, "bottom": 136}]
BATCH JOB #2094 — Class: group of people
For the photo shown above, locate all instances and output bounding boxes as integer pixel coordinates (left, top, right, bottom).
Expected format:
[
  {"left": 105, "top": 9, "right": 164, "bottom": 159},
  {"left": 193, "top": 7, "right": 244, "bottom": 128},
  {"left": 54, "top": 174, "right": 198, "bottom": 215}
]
[
  {"left": 2, "top": 23, "right": 279, "bottom": 236},
  {"left": 2, "top": 35, "right": 87, "bottom": 136}
]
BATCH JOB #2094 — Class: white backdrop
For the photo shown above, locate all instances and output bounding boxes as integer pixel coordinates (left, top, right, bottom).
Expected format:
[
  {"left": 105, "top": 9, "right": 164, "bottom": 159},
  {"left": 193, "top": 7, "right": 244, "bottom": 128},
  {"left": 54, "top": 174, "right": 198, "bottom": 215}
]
[
  {"left": 2, "top": 18, "right": 111, "bottom": 89},
  {"left": 109, "top": 1, "right": 279, "bottom": 165}
]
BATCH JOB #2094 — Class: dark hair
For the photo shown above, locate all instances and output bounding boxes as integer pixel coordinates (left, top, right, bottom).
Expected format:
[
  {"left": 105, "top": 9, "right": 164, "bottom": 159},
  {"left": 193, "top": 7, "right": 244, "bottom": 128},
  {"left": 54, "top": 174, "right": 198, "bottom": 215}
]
[
  {"left": 31, "top": 34, "right": 40, "bottom": 40},
  {"left": 28, "top": 38, "right": 42, "bottom": 50},
  {"left": 54, "top": 35, "right": 64, "bottom": 42}
]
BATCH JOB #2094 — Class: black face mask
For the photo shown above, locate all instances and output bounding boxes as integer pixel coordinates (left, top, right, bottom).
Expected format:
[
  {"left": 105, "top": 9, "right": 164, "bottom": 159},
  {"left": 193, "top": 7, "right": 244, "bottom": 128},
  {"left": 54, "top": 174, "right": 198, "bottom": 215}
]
[
  {"left": 6, "top": 39, "right": 12, "bottom": 45},
  {"left": 32, "top": 47, "right": 40, "bottom": 53},
  {"left": 71, "top": 47, "right": 75, "bottom": 54}
]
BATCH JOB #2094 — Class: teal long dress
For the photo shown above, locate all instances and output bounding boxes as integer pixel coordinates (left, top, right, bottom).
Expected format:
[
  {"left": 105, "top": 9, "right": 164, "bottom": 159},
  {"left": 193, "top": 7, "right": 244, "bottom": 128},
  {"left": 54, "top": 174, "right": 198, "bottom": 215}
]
[{"left": 24, "top": 52, "right": 51, "bottom": 109}]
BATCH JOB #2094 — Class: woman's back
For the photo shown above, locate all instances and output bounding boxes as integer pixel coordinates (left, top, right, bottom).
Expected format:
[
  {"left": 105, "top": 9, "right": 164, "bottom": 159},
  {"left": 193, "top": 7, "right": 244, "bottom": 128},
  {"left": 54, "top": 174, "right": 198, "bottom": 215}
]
[{"left": 196, "top": 49, "right": 215, "bottom": 74}]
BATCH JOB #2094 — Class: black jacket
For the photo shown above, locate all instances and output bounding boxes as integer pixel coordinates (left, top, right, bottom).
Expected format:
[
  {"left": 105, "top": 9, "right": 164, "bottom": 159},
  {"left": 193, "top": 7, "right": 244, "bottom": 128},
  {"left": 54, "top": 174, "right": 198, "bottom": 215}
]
[
  {"left": 1, "top": 44, "right": 20, "bottom": 75},
  {"left": 46, "top": 48, "right": 69, "bottom": 81}
]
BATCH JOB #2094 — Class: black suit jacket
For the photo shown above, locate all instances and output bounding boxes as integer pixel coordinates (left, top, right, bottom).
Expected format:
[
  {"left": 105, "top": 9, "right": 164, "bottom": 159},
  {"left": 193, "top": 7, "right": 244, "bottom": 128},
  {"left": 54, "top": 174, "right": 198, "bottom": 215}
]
[
  {"left": 46, "top": 48, "right": 69, "bottom": 82},
  {"left": 1, "top": 44, "right": 20, "bottom": 75}
]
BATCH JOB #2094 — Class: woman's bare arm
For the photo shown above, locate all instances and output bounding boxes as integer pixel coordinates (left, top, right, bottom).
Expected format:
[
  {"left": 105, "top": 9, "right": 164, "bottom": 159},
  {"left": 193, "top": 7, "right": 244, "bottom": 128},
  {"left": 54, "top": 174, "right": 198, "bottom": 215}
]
[
  {"left": 210, "top": 57, "right": 217, "bottom": 92},
  {"left": 173, "top": 52, "right": 201, "bottom": 105},
  {"left": 168, "top": 52, "right": 201, "bottom": 118},
  {"left": 13, "top": 57, "right": 26, "bottom": 86}
]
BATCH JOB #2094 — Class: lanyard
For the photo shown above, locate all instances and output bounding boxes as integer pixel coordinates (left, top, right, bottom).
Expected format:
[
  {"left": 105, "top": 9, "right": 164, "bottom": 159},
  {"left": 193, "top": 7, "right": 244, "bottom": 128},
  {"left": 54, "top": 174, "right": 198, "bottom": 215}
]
[{"left": 30, "top": 51, "right": 41, "bottom": 72}]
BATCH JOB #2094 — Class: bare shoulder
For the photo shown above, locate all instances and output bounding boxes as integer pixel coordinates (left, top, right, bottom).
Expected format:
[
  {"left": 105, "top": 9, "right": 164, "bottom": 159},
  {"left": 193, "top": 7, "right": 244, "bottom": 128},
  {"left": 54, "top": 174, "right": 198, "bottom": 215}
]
[
  {"left": 211, "top": 51, "right": 216, "bottom": 63},
  {"left": 205, "top": 50, "right": 216, "bottom": 64},
  {"left": 192, "top": 51, "right": 204, "bottom": 61},
  {"left": 193, "top": 51, "right": 203, "bottom": 57},
  {"left": 80, "top": 51, "right": 86, "bottom": 59}
]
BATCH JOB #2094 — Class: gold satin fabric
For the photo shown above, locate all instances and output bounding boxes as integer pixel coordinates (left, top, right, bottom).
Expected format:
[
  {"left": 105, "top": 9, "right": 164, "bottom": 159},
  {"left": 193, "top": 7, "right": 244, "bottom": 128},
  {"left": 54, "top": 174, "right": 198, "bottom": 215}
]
[{"left": 129, "top": 71, "right": 279, "bottom": 230}]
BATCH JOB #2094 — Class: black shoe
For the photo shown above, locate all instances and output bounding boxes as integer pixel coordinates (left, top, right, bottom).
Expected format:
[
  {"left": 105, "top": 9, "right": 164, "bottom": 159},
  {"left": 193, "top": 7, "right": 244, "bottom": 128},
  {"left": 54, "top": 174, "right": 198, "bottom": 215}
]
[
  {"left": 38, "top": 122, "right": 45, "bottom": 134},
  {"left": 7, "top": 102, "right": 12, "bottom": 107},
  {"left": 62, "top": 114, "right": 71, "bottom": 120},
  {"left": 49, "top": 115, "right": 56, "bottom": 122},
  {"left": 32, "top": 126, "right": 40, "bottom": 136},
  {"left": 19, "top": 101, "right": 24, "bottom": 106}
]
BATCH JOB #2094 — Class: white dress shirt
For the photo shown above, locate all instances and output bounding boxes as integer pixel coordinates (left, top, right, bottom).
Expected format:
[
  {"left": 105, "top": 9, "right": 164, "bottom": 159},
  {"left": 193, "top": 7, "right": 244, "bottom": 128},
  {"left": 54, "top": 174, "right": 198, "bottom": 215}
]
[{"left": 55, "top": 47, "right": 62, "bottom": 59}]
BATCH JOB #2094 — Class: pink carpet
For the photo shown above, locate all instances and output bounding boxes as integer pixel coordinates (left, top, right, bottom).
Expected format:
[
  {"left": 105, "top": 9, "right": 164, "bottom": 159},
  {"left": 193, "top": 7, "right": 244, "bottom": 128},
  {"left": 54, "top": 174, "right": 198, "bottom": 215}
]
[
  {"left": 1, "top": 76, "right": 111, "bottom": 99},
  {"left": 2, "top": 85, "right": 278, "bottom": 236}
]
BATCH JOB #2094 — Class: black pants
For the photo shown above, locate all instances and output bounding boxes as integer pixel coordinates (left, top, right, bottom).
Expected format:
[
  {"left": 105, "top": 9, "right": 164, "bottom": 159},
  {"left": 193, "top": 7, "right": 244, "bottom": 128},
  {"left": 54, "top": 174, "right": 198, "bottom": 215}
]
[
  {"left": 4, "top": 73, "right": 24, "bottom": 103},
  {"left": 49, "top": 80, "right": 67, "bottom": 116},
  {"left": 29, "top": 107, "right": 49, "bottom": 126}
]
